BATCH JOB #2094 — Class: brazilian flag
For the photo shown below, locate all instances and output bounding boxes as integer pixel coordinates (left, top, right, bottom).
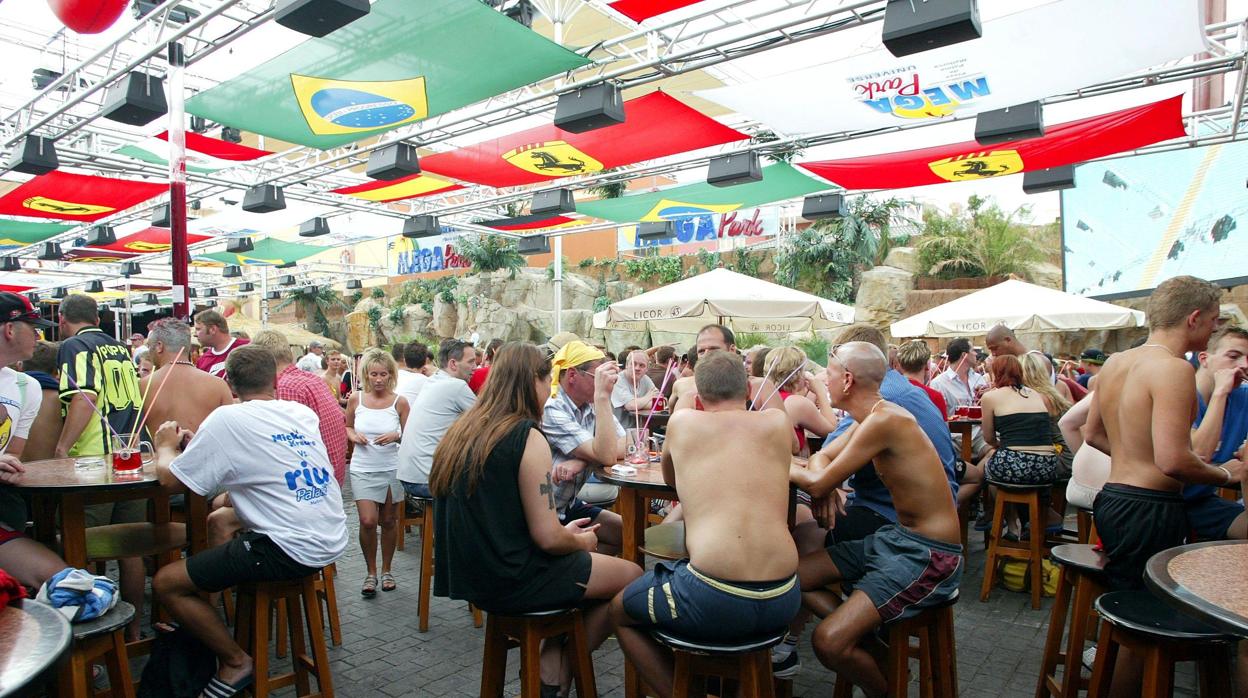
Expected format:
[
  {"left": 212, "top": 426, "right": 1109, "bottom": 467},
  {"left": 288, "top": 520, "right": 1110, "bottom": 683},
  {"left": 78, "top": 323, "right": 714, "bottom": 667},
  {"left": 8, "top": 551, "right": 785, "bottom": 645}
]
[
  {"left": 198, "top": 238, "right": 331, "bottom": 266},
  {"left": 187, "top": 0, "right": 589, "bottom": 149},
  {"left": 0, "top": 220, "right": 74, "bottom": 250}
]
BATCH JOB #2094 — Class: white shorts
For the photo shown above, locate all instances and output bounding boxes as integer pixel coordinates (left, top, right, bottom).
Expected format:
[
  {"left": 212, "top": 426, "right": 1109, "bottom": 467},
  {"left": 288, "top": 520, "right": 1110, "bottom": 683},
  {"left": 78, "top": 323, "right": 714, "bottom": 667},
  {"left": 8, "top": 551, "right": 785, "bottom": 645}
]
[{"left": 350, "top": 470, "right": 402, "bottom": 503}]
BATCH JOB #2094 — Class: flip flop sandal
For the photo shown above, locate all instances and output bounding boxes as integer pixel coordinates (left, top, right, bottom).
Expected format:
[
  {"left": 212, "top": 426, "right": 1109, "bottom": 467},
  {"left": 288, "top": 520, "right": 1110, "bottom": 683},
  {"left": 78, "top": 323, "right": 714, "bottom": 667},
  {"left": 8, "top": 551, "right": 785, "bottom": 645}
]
[
  {"left": 381, "top": 573, "right": 397, "bottom": 592},
  {"left": 200, "top": 673, "right": 254, "bottom": 698},
  {"left": 361, "top": 575, "right": 378, "bottom": 598}
]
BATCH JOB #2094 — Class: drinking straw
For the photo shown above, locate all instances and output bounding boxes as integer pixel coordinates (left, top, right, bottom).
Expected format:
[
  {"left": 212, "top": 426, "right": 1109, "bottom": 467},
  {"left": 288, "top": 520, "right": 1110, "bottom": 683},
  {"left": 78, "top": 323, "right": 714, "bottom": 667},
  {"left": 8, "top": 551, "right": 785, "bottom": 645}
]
[
  {"left": 754, "top": 359, "right": 809, "bottom": 414},
  {"left": 128, "top": 347, "right": 183, "bottom": 450},
  {"left": 129, "top": 348, "right": 185, "bottom": 451},
  {"left": 64, "top": 375, "right": 125, "bottom": 446},
  {"left": 639, "top": 358, "right": 678, "bottom": 435}
]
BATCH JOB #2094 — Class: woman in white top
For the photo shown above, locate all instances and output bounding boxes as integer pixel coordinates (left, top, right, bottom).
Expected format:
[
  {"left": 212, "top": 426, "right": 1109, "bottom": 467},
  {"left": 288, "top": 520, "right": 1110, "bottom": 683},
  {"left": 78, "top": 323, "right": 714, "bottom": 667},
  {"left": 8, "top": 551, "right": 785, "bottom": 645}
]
[{"left": 345, "top": 349, "right": 410, "bottom": 597}]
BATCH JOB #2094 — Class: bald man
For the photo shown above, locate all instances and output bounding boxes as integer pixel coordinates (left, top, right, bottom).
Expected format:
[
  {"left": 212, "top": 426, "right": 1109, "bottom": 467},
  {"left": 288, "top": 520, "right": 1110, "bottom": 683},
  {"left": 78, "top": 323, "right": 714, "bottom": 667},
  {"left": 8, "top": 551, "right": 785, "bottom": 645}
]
[{"left": 790, "top": 342, "right": 963, "bottom": 697}]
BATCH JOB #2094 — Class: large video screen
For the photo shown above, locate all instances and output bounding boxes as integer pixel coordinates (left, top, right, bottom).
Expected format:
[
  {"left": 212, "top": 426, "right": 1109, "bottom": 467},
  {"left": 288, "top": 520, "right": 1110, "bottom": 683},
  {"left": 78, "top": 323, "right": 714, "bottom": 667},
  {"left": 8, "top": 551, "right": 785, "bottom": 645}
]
[{"left": 1062, "top": 139, "right": 1248, "bottom": 297}]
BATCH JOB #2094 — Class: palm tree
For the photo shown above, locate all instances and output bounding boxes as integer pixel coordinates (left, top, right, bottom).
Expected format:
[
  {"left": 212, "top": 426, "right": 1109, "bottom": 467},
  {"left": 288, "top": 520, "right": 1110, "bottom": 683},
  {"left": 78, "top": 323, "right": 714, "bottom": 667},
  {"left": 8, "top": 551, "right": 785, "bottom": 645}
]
[
  {"left": 456, "top": 234, "right": 525, "bottom": 277},
  {"left": 272, "top": 285, "right": 348, "bottom": 336},
  {"left": 915, "top": 197, "right": 1047, "bottom": 280}
]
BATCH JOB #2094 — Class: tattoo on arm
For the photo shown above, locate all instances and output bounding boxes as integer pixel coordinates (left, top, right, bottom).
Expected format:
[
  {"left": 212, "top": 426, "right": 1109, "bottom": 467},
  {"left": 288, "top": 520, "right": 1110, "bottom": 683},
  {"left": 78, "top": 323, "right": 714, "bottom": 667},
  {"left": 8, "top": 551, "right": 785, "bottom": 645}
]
[{"left": 540, "top": 472, "right": 555, "bottom": 510}]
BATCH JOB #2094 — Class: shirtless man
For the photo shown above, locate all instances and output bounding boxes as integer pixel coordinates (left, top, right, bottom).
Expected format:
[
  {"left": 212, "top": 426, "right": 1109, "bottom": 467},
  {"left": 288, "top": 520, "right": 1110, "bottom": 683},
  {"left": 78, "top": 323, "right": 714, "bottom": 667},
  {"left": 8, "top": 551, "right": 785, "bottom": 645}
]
[
  {"left": 141, "top": 319, "right": 234, "bottom": 434},
  {"left": 790, "top": 343, "right": 963, "bottom": 697},
  {"left": 670, "top": 324, "right": 781, "bottom": 412},
  {"left": 610, "top": 351, "right": 800, "bottom": 698}
]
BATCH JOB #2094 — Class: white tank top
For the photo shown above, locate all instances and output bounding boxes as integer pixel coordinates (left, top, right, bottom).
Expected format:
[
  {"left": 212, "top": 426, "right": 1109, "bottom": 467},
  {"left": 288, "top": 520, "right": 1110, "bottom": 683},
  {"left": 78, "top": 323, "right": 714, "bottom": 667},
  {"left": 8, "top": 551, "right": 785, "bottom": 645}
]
[{"left": 350, "top": 396, "right": 401, "bottom": 473}]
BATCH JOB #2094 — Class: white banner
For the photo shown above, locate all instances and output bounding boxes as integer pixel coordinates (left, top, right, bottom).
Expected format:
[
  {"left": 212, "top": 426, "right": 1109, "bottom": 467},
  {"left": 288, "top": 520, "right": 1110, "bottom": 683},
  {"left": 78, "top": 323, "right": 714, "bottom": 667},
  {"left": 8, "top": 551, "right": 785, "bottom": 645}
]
[
  {"left": 617, "top": 205, "right": 780, "bottom": 252},
  {"left": 392, "top": 232, "right": 472, "bottom": 276},
  {"left": 698, "top": 0, "right": 1205, "bottom": 135}
]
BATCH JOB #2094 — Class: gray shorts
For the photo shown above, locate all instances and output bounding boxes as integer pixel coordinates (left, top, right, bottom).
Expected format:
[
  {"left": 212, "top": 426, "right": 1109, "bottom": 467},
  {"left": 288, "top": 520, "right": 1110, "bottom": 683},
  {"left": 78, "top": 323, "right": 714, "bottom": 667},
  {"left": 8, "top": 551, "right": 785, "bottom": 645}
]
[
  {"left": 827, "top": 524, "right": 963, "bottom": 623},
  {"left": 350, "top": 470, "right": 401, "bottom": 503}
]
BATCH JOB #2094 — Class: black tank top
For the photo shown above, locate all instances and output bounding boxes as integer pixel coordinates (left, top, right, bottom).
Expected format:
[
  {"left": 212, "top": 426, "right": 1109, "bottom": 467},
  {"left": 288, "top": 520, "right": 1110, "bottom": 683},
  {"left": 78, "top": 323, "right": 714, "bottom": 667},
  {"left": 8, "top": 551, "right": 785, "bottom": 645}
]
[{"left": 994, "top": 411, "right": 1054, "bottom": 448}]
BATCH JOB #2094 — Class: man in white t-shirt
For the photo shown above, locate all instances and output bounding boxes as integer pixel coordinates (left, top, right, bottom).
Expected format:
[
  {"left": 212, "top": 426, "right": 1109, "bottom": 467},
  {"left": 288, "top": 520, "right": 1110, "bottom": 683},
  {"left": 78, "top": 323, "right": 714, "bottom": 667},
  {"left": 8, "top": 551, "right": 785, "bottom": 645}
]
[
  {"left": 612, "top": 349, "right": 660, "bottom": 427},
  {"left": 397, "top": 340, "right": 478, "bottom": 499},
  {"left": 395, "top": 342, "right": 430, "bottom": 407},
  {"left": 296, "top": 340, "right": 325, "bottom": 373},
  {"left": 152, "top": 344, "right": 347, "bottom": 695}
]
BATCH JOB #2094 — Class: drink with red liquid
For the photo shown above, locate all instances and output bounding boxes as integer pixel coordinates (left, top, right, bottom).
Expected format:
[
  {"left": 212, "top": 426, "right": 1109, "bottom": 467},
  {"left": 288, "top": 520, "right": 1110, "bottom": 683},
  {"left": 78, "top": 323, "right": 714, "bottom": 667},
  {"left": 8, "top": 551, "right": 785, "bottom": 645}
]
[{"left": 110, "top": 433, "right": 152, "bottom": 475}]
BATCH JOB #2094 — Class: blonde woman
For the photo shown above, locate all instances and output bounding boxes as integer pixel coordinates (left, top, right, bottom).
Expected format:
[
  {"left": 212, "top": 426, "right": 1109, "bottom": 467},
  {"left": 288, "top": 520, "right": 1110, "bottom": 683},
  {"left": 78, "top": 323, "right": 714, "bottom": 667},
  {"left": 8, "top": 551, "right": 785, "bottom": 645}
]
[
  {"left": 346, "top": 349, "right": 410, "bottom": 596},
  {"left": 763, "top": 346, "right": 838, "bottom": 456}
]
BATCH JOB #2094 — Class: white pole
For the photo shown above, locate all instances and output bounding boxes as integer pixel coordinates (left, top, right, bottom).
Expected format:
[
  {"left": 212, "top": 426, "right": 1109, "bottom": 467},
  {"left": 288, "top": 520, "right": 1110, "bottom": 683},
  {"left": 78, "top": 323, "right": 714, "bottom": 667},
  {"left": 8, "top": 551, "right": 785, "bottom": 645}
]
[
  {"left": 261, "top": 267, "right": 269, "bottom": 329},
  {"left": 553, "top": 235, "right": 563, "bottom": 334}
]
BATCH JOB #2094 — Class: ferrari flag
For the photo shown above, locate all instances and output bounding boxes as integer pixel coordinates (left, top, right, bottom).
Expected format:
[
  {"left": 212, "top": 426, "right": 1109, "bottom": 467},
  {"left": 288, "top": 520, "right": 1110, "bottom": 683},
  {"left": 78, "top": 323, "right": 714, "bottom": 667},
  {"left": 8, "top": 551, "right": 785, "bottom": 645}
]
[
  {"left": 0, "top": 171, "right": 166, "bottom": 222},
  {"left": 576, "top": 163, "right": 825, "bottom": 224},
  {"left": 87, "top": 227, "right": 212, "bottom": 254},
  {"left": 331, "top": 172, "right": 462, "bottom": 203},
  {"left": 421, "top": 93, "right": 745, "bottom": 188},
  {"left": 186, "top": 0, "right": 589, "bottom": 149},
  {"left": 798, "top": 96, "right": 1185, "bottom": 190},
  {"left": 0, "top": 220, "right": 73, "bottom": 249},
  {"left": 114, "top": 132, "right": 272, "bottom": 173},
  {"left": 608, "top": 0, "right": 703, "bottom": 22}
]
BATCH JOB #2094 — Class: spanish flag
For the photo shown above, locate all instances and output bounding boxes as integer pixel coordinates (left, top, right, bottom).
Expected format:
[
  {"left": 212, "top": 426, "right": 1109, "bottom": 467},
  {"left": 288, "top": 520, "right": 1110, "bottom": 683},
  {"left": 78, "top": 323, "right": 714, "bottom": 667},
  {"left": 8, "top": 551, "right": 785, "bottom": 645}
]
[
  {"left": 799, "top": 96, "right": 1185, "bottom": 190},
  {"left": 421, "top": 92, "right": 747, "bottom": 188},
  {"left": 331, "top": 172, "right": 462, "bottom": 203},
  {"left": 0, "top": 171, "right": 166, "bottom": 222},
  {"left": 478, "top": 213, "right": 595, "bottom": 232}
]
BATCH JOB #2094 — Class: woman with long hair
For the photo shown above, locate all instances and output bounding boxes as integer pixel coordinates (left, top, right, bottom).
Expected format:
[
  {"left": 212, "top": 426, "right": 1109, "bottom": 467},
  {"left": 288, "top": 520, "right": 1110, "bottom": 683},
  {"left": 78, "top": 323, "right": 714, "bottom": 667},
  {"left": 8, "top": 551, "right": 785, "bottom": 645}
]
[
  {"left": 430, "top": 343, "right": 641, "bottom": 694},
  {"left": 346, "top": 349, "right": 409, "bottom": 596},
  {"left": 762, "top": 346, "right": 838, "bottom": 456},
  {"left": 980, "top": 354, "right": 1062, "bottom": 536}
]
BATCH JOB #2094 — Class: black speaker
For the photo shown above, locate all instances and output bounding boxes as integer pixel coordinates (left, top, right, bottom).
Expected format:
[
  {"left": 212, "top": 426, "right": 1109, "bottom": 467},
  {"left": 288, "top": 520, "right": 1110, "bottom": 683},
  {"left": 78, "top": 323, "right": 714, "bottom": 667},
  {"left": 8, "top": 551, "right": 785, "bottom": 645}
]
[
  {"left": 280, "top": 275, "right": 296, "bottom": 286},
  {"left": 1022, "top": 165, "right": 1076, "bottom": 194},
  {"left": 553, "top": 83, "right": 625, "bottom": 134},
  {"left": 801, "top": 194, "right": 848, "bottom": 220},
  {"left": 203, "top": 299, "right": 217, "bottom": 307},
  {"left": 707, "top": 152, "right": 762, "bottom": 187},
  {"left": 531, "top": 189, "right": 575, "bottom": 216},
  {"left": 882, "top": 0, "right": 982, "bottom": 58},
  {"left": 975, "top": 101, "right": 1043, "bottom": 145},
  {"left": 516, "top": 235, "right": 550, "bottom": 255},
  {"left": 86, "top": 280, "right": 104, "bottom": 293},
  {"left": 275, "top": 0, "right": 370, "bottom": 37},
  {"left": 5, "top": 135, "right": 59, "bottom": 175},
  {"left": 141, "top": 293, "right": 158, "bottom": 305},
  {"left": 151, "top": 203, "right": 172, "bottom": 227},
  {"left": 346, "top": 279, "right": 362, "bottom": 289},
  {"left": 204, "top": 288, "right": 218, "bottom": 297},
  {"left": 402, "top": 215, "right": 440, "bottom": 238},
  {"left": 37, "top": 242, "right": 62, "bottom": 260},
  {"left": 121, "top": 261, "right": 142, "bottom": 276},
  {"left": 241, "top": 185, "right": 286, "bottom": 213},
  {"left": 298, "top": 217, "right": 331, "bottom": 237},
  {"left": 276, "top": 261, "right": 296, "bottom": 269},
  {"left": 28, "top": 293, "right": 41, "bottom": 304},
  {"left": 266, "top": 291, "right": 282, "bottom": 300},
  {"left": 226, "top": 237, "right": 255, "bottom": 253},
  {"left": 52, "top": 287, "right": 67, "bottom": 299},
  {"left": 222, "top": 264, "right": 242, "bottom": 278},
  {"left": 111, "top": 298, "right": 125, "bottom": 308},
  {"left": 366, "top": 143, "right": 421, "bottom": 180},
  {"left": 0, "top": 257, "right": 19, "bottom": 272},
  {"left": 221, "top": 127, "right": 242, "bottom": 143},
  {"left": 85, "top": 225, "right": 116, "bottom": 247},
  {"left": 188, "top": 287, "right": 198, "bottom": 298},
  {"left": 99, "top": 71, "right": 167, "bottom": 126},
  {"left": 189, "top": 115, "right": 208, "bottom": 133},
  {"left": 237, "top": 282, "right": 255, "bottom": 292},
  {"left": 638, "top": 221, "right": 675, "bottom": 241}
]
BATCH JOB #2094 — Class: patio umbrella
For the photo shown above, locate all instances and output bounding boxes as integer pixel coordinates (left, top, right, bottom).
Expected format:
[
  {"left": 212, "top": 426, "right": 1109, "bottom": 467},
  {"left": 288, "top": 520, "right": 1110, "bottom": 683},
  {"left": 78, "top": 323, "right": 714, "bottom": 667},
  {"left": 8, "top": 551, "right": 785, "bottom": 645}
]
[
  {"left": 593, "top": 268, "right": 854, "bottom": 335},
  {"left": 890, "top": 279, "right": 1145, "bottom": 338}
]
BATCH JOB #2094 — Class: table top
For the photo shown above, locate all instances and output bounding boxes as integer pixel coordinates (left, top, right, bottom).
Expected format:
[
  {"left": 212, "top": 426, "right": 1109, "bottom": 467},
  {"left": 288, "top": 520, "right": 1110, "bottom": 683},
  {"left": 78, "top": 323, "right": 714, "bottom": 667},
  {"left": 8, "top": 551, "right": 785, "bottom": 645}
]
[
  {"left": 11, "top": 457, "right": 160, "bottom": 493},
  {"left": 0, "top": 599, "right": 73, "bottom": 697},
  {"left": 594, "top": 463, "right": 676, "bottom": 494},
  {"left": 948, "top": 418, "right": 982, "bottom": 427},
  {"left": 1145, "top": 540, "right": 1248, "bottom": 638}
]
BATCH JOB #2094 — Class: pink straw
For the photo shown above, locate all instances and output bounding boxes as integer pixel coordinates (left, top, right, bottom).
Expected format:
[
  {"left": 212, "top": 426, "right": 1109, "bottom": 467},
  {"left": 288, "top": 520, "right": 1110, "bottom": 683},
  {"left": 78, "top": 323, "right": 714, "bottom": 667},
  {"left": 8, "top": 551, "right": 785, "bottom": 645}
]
[
  {"left": 65, "top": 375, "right": 126, "bottom": 445},
  {"left": 129, "top": 348, "right": 184, "bottom": 450},
  {"left": 128, "top": 347, "right": 183, "bottom": 450},
  {"left": 640, "top": 358, "right": 677, "bottom": 435}
]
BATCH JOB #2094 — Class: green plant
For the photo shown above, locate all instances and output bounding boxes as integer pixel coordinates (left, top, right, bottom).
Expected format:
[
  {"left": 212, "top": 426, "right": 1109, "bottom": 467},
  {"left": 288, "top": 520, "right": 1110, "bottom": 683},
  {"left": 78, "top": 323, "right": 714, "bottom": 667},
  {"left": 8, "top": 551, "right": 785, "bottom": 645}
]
[
  {"left": 348, "top": 291, "right": 363, "bottom": 305},
  {"left": 797, "top": 334, "right": 830, "bottom": 367},
  {"left": 389, "top": 277, "right": 459, "bottom": 315},
  {"left": 456, "top": 234, "right": 525, "bottom": 277},
  {"left": 622, "top": 256, "right": 684, "bottom": 284},
  {"left": 593, "top": 295, "right": 610, "bottom": 312},
  {"left": 734, "top": 332, "right": 772, "bottom": 350},
  {"left": 546, "top": 255, "right": 570, "bottom": 279},
  {"left": 366, "top": 306, "right": 384, "bottom": 341},
  {"left": 731, "top": 247, "right": 762, "bottom": 278},
  {"left": 578, "top": 257, "right": 596, "bottom": 269},
  {"left": 915, "top": 196, "right": 1046, "bottom": 280},
  {"left": 272, "top": 285, "right": 348, "bottom": 336},
  {"left": 696, "top": 249, "right": 721, "bottom": 272},
  {"left": 750, "top": 129, "right": 807, "bottom": 163},
  {"left": 370, "top": 286, "right": 386, "bottom": 300},
  {"left": 387, "top": 306, "right": 405, "bottom": 327},
  {"left": 586, "top": 168, "right": 628, "bottom": 199}
]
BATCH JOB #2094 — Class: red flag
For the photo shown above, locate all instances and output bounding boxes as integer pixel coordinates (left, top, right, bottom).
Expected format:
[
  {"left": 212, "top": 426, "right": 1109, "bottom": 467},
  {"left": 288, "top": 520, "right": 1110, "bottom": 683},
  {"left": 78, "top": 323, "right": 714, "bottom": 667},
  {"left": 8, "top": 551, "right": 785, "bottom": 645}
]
[
  {"left": 421, "top": 92, "right": 746, "bottom": 188},
  {"left": 799, "top": 96, "right": 1186, "bottom": 190},
  {"left": 608, "top": 0, "right": 703, "bottom": 22},
  {"left": 88, "top": 227, "right": 212, "bottom": 254},
  {"left": 63, "top": 248, "right": 137, "bottom": 262},
  {"left": 478, "top": 213, "right": 592, "bottom": 232},
  {"left": 155, "top": 131, "right": 272, "bottom": 161},
  {"left": 0, "top": 171, "right": 166, "bottom": 222},
  {"left": 0, "top": 284, "right": 34, "bottom": 293},
  {"left": 331, "top": 173, "right": 463, "bottom": 203}
]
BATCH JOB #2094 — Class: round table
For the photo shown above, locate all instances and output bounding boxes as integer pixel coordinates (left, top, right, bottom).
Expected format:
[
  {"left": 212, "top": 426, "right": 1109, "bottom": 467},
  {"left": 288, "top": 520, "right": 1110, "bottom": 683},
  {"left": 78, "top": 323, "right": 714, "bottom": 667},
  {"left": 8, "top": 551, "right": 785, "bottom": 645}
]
[
  {"left": 0, "top": 599, "right": 72, "bottom": 697},
  {"left": 12, "top": 458, "right": 207, "bottom": 567},
  {"left": 595, "top": 464, "right": 676, "bottom": 565},
  {"left": 1145, "top": 540, "right": 1248, "bottom": 638}
]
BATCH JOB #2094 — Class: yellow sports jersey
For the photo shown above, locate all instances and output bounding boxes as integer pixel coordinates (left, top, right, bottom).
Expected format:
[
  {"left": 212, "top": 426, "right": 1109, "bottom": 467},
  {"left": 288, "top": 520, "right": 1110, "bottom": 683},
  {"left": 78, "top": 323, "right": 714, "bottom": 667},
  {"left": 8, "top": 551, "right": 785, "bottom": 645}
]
[{"left": 57, "top": 328, "right": 142, "bottom": 456}]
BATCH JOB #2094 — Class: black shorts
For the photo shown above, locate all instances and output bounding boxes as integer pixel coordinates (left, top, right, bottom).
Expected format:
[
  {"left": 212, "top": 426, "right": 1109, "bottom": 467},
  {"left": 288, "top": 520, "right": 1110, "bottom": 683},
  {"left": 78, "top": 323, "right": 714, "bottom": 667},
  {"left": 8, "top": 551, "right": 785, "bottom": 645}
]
[
  {"left": 558, "top": 499, "right": 603, "bottom": 524},
  {"left": 825, "top": 505, "right": 891, "bottom": 546},
  {"left": 1093, "top": 483, "right": 1186, "bottom": 591},
  {"left": 185, "top": 531, "right": 320, "bottom": 593}
]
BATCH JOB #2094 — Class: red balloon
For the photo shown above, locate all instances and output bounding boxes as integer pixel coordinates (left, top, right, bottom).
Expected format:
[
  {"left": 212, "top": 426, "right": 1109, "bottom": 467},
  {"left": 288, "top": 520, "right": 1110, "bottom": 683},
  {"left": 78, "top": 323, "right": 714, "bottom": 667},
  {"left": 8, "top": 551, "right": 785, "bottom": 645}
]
[{"left": 47, "top": 0, "right": 129, "bottom": 34}]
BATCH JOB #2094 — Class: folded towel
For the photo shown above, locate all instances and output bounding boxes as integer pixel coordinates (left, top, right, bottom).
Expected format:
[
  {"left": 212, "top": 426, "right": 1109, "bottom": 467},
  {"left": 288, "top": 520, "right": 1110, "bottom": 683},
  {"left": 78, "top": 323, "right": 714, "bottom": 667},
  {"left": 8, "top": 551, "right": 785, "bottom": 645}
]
[
  {"left": 36, "top": 567, "right": 118, "bottom": 622},
  {"left": 0, "top": 568, "right": 25, "bottom": 610}
]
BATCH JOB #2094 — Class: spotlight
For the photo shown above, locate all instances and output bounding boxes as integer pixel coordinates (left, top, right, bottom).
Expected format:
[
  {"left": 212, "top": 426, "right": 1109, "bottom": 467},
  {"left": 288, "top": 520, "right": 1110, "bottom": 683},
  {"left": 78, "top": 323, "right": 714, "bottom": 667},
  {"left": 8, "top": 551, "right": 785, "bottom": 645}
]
[
  {"left": 1022, "top": 166, "right": 1076, "bottom": 194},
  {"left": 266, "top": 291, "right": 282, "bottom": 300},
  {"left": 237, "top": 282, "right": 255, "bottom": 292},
  {"left": 141, "top": 293, "right": 159, "bottom": 305},
  {"left": 280, "top": 275, "right": 296, "bottom": 286},
  {"left": 346, "top": 279, "right": 363, "bottom": 289},
  {"left": 53, "top": 287, "right": 67, "bottom": 299}
]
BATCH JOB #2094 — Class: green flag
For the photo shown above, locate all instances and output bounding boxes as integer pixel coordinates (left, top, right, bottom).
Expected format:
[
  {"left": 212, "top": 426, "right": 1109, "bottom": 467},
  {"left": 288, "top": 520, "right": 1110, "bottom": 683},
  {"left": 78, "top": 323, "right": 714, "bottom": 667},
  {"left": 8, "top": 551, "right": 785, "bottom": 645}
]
[
  {"left": 576, "top": 163, "right": 828, "bottom": 223},
  {"left": 0, "top": 220, "right": 74, "bottom": 249},
  {"left": 199, "top": 238, "right": 330, "bottom": 266},
  {"left": 186, "top": 0, "right": 590, "bottom": 149}
]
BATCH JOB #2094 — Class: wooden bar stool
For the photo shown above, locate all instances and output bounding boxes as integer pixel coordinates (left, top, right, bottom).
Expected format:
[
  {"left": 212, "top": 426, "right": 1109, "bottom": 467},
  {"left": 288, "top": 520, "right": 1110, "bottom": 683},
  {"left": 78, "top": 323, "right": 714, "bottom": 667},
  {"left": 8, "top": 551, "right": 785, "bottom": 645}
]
[
  {"left": 1074, "top": 507, "right": 1097, "bottom": 545},
  {"left": 979, "top": 480, "right": 1048, "bottom": 609},
  {"left": 833, "top": 591, "right": 959, "bottom": 698},
  {"left": 652, "top": 629, "right": 786, "bottom": 698},
  {"left": 409, "top": 496, "right": 482, "bottom": 632},
  {"left": 1088, "top": 590, "right": 1235, "bottom": 698},
  {"left": 1035, "top": 544, "right": 1107, "bottom": 698},
  {"left": 276, "top": 564, "right": 343, "bottom": 658},
  {"left": 639, "top": 521, "right": 686, "bottom": 562},
  {"left": 58, "top": 601, "right": 136, "bottom": 698},
  {"left": 234, "top": 576, "right": 335, "bottom": 698},
  {"left": 479, "top": 608, "right": 597, "bottom": 698},
  {"left": 86, "top": 521, "right": 186, "bottom": 656}
]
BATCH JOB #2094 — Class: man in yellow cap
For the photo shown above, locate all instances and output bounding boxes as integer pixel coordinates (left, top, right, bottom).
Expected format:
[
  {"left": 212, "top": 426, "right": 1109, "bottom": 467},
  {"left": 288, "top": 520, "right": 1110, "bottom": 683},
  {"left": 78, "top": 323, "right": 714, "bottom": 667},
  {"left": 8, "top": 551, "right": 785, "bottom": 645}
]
[{"left": 544, "top": 340, "right": 626, "bottom": 554}]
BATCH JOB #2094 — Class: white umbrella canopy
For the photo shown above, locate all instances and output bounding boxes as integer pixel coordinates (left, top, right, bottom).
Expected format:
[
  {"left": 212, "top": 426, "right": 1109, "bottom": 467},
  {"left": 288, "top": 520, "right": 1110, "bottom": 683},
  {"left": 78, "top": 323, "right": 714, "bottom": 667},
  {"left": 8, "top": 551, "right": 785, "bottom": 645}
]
[
  {"left": 594, "top": 268, "right": 854, "bottom": 335},
  {"left": 890, "top": 279, "right": 1146, "bottom": 338}
]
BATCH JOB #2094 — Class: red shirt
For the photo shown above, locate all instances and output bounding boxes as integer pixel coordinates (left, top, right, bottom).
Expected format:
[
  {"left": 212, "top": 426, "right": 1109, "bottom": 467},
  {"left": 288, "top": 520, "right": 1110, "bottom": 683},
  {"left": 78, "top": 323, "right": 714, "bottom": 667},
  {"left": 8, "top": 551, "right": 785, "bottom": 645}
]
[
  {"left": 467, "top": 364, "right": 491, "bottom": 395},
  {"left": 909, "top": 378, "right": 949, "bottom": 421},
  {"left": 276, "top": 364, "right": 348, "bottom": 484},
  {"left": 1059, "top": 375, "right": 1088, "bottom": 402},
  {"left": 196, "top": 337, "right": 249, "bottom": 378}
]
